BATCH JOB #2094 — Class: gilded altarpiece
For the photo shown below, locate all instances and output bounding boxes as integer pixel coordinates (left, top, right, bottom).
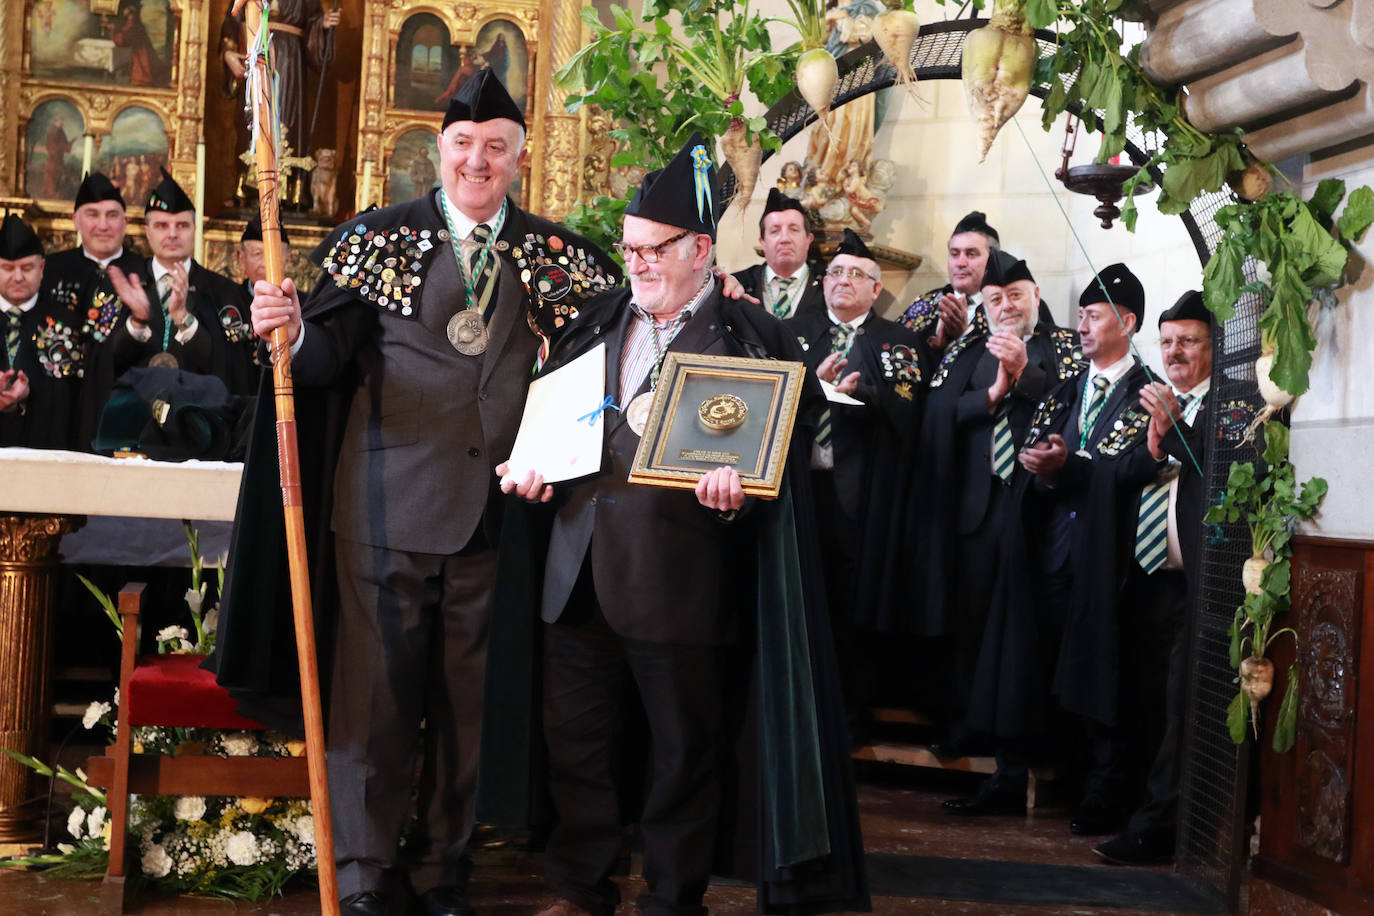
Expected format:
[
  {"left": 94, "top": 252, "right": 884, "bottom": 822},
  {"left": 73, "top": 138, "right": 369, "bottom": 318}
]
[
  {"left": 2, "top": 0, "right": 211, "bottom": 207},
  {"left": 354, "top": 0, "right": 590, "bottom": 221}
]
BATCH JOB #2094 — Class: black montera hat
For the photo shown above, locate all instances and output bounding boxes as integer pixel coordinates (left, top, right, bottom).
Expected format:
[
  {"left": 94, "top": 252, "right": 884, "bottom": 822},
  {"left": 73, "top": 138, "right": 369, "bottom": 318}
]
[
  {"left": 625, "top": 131, "right": 720, "bottom": 240},
  {"left": 0, "top": 214, "right": 43, "bottom": 261},
  {"left": 1158, "top": 289, "right": 1211, "bottom": 327},
  {"left": 763, "top": 187, "right": 805, "bottom": 218},
  {"left": 241, "top": 215, "right": 289, "bottom": 247},
  {"left": 75, "top": 172, "right": 125, "bottom": 211},
  {"left": 146, "top": 168, "right": 194, "bottom": 214},
  {"left": 1079, "top": 262, "right": 1145, "bottom": 323},
  {"left": 952, "top": 210, "right": 999, "bottom": 243},
  {"left": 834, "top": 228, "right": 875, "bottom": 261},
  {"left": 442, "top": 68, "right": 526, "bottom": 131},
  {"left": 982, "top": 249, "right": 1033, "bottom": 287}
]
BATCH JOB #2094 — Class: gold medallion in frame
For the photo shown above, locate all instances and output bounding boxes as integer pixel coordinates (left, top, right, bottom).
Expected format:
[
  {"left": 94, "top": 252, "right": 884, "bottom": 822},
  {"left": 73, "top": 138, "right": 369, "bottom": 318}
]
[{"left": 628, "top": 352, "right": 806, "bottom": 498}]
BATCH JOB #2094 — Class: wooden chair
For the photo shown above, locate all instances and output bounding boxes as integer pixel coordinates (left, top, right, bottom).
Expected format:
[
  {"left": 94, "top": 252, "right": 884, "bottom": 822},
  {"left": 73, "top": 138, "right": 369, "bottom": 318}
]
[{"left": 84, "top": 583, "right": 310, "bottom": 913}]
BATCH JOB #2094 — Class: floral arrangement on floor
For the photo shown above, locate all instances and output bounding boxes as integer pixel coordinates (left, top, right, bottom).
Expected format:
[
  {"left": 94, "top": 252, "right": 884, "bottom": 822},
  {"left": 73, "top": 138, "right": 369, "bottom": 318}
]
[{"left": 1, "top": 523, "right": 318, "bottom": 901}]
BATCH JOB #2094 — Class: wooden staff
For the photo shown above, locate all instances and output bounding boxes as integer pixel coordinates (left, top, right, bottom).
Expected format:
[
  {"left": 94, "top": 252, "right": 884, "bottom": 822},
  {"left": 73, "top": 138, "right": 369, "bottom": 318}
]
[{"left": 231, "top": 2, "right": 339, "bottom": 912}]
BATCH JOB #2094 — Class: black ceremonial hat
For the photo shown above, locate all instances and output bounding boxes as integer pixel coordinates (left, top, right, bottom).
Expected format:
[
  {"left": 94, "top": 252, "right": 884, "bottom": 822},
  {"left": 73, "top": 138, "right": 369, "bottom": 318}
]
[
  {"left": 241, "top": 215, "right": 289, "bottom": 247},
  {"left": 625, "top": 131, "right": 720, "bottom": 240},
  {"left": 443, "top": 67, "right": 526, "bottom": 131},
  {"left": 981, "top": 249, "right": 1033, "bottom": 287},
  {"left": 1079, "top": 262, "right": 1145, "bottom": 323},
  {"left": 834, "top": 228, "right": 875, "bottom": 261},
  {"left": 75, "top": 171, "right": 125, "bottom": 210},
  {"left": 0, "top": 213, "right": 44, "bottom": 261},
  {"left": 146, "top": 167, "right": 195, "bottom": 214},
  {"left": 953, "top": 210, "right": 999, "bottom": 243},
  {"left": 763, "top": 187, "right": 805, "bottom": 218},
  {"left": 1158, "top": 289, "right": 1211, "bottom": 327}
]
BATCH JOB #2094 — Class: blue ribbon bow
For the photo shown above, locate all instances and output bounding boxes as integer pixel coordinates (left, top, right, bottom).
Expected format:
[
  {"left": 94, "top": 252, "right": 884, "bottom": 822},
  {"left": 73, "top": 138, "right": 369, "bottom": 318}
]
[
  {"left": 577, "top": 395, "right": 619, "bottom": 427},
  {"left": 691, "top": 146, "right": 715, "bottom": 226}
]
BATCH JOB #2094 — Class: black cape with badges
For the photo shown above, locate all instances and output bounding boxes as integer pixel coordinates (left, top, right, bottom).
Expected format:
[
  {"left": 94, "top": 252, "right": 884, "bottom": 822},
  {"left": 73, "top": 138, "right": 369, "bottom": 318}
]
[
  {"left": 1, "top": 288, "right": 93, "bottom": 449},
  {"left": 40, "top": 246, "right": 148, "bottom": 450},
  {"left": 890, "top": 318, "right": 1082, "bottom": 637},
  {"left": 205, "top": 193, "right": 620, "bottom": 732},
  {"left": 476, "top": 290, "right": 869, "bottom": 914},
  {"left": 965, "top": 361, "right": 1157, "bottom": 738},
  {"left": 81, "top": 261, "right": 259, "bottom": 452},
  {"left": 734, "top": 263, "right": 826, "bottom": 320}
]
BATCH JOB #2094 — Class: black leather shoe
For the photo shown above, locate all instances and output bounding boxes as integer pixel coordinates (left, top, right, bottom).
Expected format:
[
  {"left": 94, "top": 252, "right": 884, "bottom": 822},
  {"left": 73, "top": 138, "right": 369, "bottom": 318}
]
[
  {"left": 942, "top": 780, "right": 1025, "bottom": 816},
  {"left": 417, "top": 885, "right": 476, "bottom": 916},
  {"left": 342, "top": 891, "right": 388, "bottom": 916},
  {"left": 1093, "top": 829, "right": 1176, "bottom": 865},
  {"left": 1070, "top": 797, "right": 1128, "bottom": 836}
]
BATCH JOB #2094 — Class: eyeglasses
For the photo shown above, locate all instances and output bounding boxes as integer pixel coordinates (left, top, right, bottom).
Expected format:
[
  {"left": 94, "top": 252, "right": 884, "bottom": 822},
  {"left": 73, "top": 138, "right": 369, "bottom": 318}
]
[
  {"left": 824, "top": 266, "right": 879, "bottom": 283},
  {"left": 1159, "top": 335, "right": 1209, "bottom": 349},
  {"left": 612, "top": 230, "right": 691, "bottom": 264}
]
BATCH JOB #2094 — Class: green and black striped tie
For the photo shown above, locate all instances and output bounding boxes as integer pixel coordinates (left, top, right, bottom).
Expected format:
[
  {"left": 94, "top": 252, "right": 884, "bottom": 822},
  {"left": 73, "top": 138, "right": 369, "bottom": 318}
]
[
  {"left": 470, "top": 223, "right": 499, "bottom": 321},
  {"left": 992, "top": 413, "right": 1015, "bottom": 483},
  {"left": 1134, "top": 393, "right": 1193, "bottom": 573}
]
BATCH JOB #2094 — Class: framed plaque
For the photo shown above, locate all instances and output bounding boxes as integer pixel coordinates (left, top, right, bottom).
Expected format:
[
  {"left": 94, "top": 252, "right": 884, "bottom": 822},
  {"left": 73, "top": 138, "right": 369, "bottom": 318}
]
[{"left": 628, "top": 353, "right": 806, "bottom": 498}]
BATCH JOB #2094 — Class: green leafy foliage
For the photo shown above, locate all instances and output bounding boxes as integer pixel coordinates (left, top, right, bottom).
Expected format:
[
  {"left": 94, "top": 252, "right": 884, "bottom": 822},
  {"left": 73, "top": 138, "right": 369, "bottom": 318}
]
[
  {"left": 1338, "top": 185, "right": 1374, "bottom": 242},
  {"left": 1207, "top": 421, "right": 1326, "bottom": 749},
  {"left": 1227, "top": 689, "right": 1248, "bottom": 745},
  {"left": 1272, "top": 662, "right": 1301, "bottom": 753}
]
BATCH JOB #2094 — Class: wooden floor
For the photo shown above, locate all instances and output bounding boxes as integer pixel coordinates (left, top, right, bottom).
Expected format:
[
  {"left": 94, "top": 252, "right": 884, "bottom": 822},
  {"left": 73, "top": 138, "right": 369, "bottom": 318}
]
[{"left": 0, "top": 762, "right": 1195, "bottom": 916}]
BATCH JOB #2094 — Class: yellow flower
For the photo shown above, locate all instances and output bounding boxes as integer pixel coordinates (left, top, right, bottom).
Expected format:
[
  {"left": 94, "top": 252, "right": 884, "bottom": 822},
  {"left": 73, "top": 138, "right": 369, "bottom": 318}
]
[
  {"left": 238, "top": 797, "right": 272, "bottom": 815},
  {"left": 285, "top": 740, "right": 307, "bottom": 757},
  {"left": 132, "top": 742, "right": 144, "bottom": 754},
  {"left": 101, "top": 820, "right": 112, "bottom": 851}
]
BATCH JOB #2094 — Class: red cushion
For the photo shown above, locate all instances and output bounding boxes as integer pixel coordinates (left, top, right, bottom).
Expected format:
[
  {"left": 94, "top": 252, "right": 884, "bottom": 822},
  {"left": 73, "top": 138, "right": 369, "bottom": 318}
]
[{"left": 126, "top": 654, "right": 268, "bottom": 731}]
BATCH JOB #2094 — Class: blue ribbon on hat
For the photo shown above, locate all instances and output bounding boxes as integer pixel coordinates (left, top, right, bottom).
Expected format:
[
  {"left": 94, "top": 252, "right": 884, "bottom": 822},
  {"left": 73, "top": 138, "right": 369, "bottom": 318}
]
[{"left": 691, "top": 145, "right": 715, "bottom": 226}]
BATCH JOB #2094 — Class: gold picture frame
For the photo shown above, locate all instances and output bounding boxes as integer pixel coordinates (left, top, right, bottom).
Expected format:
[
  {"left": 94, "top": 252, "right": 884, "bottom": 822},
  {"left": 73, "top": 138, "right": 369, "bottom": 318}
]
[{"left": 628, "top": 353, "right": 806, "bottom": 499}]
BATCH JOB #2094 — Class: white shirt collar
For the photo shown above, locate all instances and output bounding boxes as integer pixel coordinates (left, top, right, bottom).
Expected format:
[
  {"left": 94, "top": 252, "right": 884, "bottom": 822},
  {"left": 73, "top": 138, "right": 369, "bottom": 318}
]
[
  {"left": 84, "top": 247, "right": 124, "bottom": 269},
  {"left": 826, "top": 307, "right": 870, "bottom": 330},
  {"left": 152, "top": 257, "right": 193, "bottom": 283},
  {"left": 1089, "top": 351, "right": 1134, "bottom": 387},
  {"left": 2, "top": 293, "right": 39, "bottom": 313},
  {"left": 1174, "top": 377, "right": 1211, "bottom": 401},
  {"left": 438, "top": 189, "right": 507, "bottom": 241},
  {"left": 765, "top": 262, "right": 808, "bottom": 285}
]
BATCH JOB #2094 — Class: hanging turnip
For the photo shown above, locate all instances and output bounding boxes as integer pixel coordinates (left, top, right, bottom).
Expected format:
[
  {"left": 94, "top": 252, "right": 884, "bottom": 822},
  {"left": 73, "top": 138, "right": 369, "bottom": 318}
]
[
  {"left": 1241, "top": 555, "right": 1270, "bottom": 596},
  {"left": 962, "top": 0, "right": 1038, "bottom": 162},
  {"left": 1239, "top": 655, "right": 1275, "bottom": 738},
  {"left": 797, "top": 46, "right": 839, "bottom": 123},
  {"left": 719, "top": 116, "right": 762, "bottom": 224},
  {"left": 874, "top": 8, "right": 921, "bottom": 101}
]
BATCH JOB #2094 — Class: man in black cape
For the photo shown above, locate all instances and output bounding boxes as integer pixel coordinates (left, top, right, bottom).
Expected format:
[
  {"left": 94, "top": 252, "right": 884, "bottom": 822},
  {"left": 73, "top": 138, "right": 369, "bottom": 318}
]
[
  {"left": 209, "top": 70, "right": 621, "bottom": 916},
  {"left": 1095, "top": 290, "right": 1214, "bottom": 863},
  {"left": 0, "top": 215, "right": 55, "bottom": 445},
  {"left": 898, "top": 253, "right": 1082, "bottom": 752},
  {"left": 733, "top": 188, "right": 825, "bottom": 320},
  {"left": 955, "top": 263, "right": 1161, "bottom": 824},
  {"left": 40, "top": 172, "right": 148, "bottom": 450},
  {"left": 87, "top": 168, "right": 257, "bottom": 426},
  {"left": 897, "top": 210, "right": 999, "bottom": 351},
  {"left": 784, "top": 228, "right": 930, "bottom": 735},
  {"left": 488, "top": 133, "right": 867, "bottom": 916}
]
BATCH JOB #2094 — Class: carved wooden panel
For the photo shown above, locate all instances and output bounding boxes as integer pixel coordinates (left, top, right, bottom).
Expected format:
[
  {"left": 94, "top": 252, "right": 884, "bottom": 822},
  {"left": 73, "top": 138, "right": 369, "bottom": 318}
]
[{"left": 1292, "top": 566, "right": 1358, "bottom": 865}]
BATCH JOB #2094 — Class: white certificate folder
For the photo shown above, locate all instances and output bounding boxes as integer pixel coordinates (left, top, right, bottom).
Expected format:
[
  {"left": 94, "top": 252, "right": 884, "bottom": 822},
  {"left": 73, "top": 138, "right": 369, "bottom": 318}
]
[{"left": 504, "top": 342, "right": 609, "bottom": 484}]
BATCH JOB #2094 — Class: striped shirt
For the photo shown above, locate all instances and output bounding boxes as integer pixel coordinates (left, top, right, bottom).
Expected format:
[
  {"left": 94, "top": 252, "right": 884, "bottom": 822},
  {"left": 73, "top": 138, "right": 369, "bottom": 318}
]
[{"left": 618, "top": 277, "right": 715, "bottom": 405}]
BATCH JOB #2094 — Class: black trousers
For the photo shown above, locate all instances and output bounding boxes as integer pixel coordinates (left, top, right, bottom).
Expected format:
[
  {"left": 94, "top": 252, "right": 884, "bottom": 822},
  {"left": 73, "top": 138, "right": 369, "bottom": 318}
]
[
  {"left": 542, "top": 566, "right": 728, "bottom": 916},
  {"left": 1125, "top": 568, "right": 1190, "bottom": 835},
  {"left": 327, "top": 534, "right": 497, "bottom": 898}
]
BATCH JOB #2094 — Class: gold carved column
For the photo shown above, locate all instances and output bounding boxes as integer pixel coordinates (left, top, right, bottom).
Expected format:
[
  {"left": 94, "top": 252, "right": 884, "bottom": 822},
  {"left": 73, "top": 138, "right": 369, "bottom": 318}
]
[
  {"left": 0, "top": 0, "right": 23, "bottom": 197},
  {"left": 0, "top": 514, "right": 84, "bottom": 850},
  {"left": 534, "top": 0, "right": 588, "bottom": 220}
]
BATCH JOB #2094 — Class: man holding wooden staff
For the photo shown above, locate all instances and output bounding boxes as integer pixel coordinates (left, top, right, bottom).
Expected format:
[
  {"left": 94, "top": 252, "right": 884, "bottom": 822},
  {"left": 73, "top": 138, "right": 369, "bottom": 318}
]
[{"left": 217, "top": 70, "right": 619, "bottom": 916}]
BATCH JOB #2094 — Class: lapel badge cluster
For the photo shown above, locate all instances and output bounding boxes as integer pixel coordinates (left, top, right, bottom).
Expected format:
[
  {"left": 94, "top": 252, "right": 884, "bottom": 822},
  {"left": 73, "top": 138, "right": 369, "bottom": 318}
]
[
  {"left": 1097, "top": 407, "right": 1151, "bottom": 456},
  {"left": 510, "top": 232, "right": 617, "bottom": 335},
  {"left": 322, "top": 222, "right": 432, "bottom": 318}
]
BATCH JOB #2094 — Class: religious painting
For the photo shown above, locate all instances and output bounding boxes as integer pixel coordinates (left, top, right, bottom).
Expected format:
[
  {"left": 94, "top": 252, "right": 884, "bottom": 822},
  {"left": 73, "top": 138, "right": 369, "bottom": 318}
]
[
  {"left": 393, "top": 13, "right": 529, "bottom": 115},
  {"left": 24, "top": 99, "right": 85, "bottom": 201},
  {"left": 387, "top": 129, "right": 440, "bottom": 205},
  {"left": 28, "top": 0, "right": 176, "bottom": 89},
  {"left": 93, "top": 106, "right": 170, "bottom": 207}
]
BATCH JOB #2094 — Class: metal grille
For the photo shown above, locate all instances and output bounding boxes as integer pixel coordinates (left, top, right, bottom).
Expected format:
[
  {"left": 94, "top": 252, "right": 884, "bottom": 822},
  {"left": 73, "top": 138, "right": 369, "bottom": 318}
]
[{"left": 732, "top": 18, "right": 1260, "bottom": 912}]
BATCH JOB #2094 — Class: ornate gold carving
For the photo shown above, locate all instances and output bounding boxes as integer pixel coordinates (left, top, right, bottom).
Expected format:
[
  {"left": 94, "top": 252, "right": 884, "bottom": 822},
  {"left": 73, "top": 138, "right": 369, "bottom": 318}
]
[{"left": 0, "top": 516, "right": 82, "bottom": 566}]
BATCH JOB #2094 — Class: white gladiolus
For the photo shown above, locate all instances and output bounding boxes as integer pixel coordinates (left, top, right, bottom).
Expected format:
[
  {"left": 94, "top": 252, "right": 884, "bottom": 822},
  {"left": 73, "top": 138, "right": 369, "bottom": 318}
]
[
  {"left": 185, "top": 587, "right": 204, "bottom": 615},
  {"left": 82, "top": 701, "right": 111, "bottom": 730},
  {"left": 141, "top": 844, "right": 173, "bottom": 878},
  {"left": 66, "top": 806, "right": 85, "bottom": 839},
  {"left": 225, "top": 830, "right": 260, "bottom": 866},
  {"left": 156, "top": 625, "right": 190, "bottom": 643},
  {"left": 173, "top": 796, "right": 207, "bottom": 822},
  {"left": 86, "top": 805, "right": 107, "bottom": 837}
]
